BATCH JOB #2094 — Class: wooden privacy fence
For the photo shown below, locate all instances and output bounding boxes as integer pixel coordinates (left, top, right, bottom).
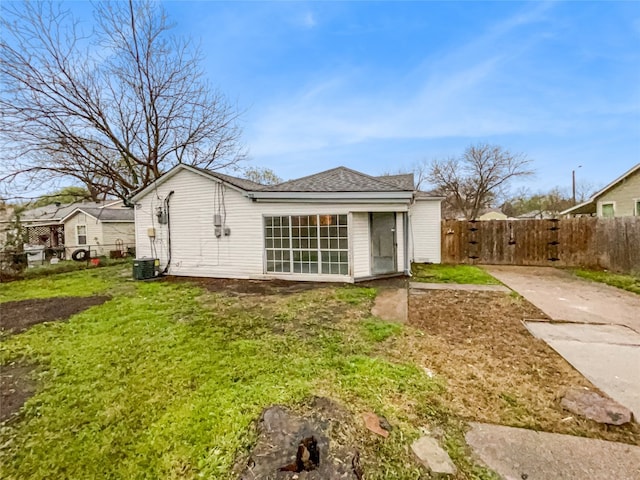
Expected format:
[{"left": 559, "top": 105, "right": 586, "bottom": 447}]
[{"left": 441, "top": 217, "right": 640, "bottom": 274}]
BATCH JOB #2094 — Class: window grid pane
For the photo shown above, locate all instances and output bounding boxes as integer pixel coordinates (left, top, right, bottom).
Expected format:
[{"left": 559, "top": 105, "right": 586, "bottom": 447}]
[
  {"left": 265, "top": 216, "right": 290, "bottom": 272},
  {"left": 265, "top": 214, "right": 348, "bottom": 275}
]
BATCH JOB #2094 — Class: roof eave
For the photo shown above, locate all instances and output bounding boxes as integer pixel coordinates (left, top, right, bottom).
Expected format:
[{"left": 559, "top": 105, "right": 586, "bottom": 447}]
[
  {"left": 130, "top": 164, "right": 249, "bottom": 202},
  {"left": 246, "top": 191, "right": 414, "bottom": 202},
  {"left": 560, "top": 200, "right": 596, "bottom": 215},
  {"left": 414, "top": 195, "right": 446, "bottom": 201},
  {"left": 581, "top": 163, "right": 640, "bottom": 204},
  {"left": 60, "top": 208, "right": 99, "bottom": 223}
]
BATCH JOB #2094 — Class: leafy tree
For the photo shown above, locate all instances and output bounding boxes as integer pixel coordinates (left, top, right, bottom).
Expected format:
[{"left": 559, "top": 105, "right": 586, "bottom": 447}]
[
  {"left": 0, "top": 0, "right": 244, "bottom": 201},
  {"left": 427, "top": 143, "right": 534, "bottom": 220},
  {"left": 31, "top": 187, "right": 93, "bottom": 208},
  {"left": 502, "top": 188, "right": 573, "bottom": 218}
]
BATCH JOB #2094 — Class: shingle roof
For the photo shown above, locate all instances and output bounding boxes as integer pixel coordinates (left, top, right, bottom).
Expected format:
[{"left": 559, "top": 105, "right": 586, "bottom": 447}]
[
  {"left": 375, "top": 174, "right": 414, "bottom": 190},
  {"left": 70, "top": 207, "right": 134, "bottom": 222},
  {"left": 189, "top": 166, "right": 265, "bottom": 191},
  {"left": 414, "top": 190, "right": 444, "bottom": 199},
  {"left": 21, "top": 201, "right": 113, "bottom": 223},
  {"left": 262, "top": 167, "right": 413, "bottom": 192}
]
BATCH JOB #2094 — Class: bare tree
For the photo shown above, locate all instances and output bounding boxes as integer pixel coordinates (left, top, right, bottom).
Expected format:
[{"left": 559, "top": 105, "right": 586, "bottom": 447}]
[
  {"left": 381, "top": 161, "right": 428, "bottom": 190},
  {"left": 0, "top": 0, "right": 244, "bottom": 201},
  {"left": 428, "top": 144, "right": 534, "bottom": 220},
  {"left": 241, "top": 166, "right": 282, "bottom": 185}
]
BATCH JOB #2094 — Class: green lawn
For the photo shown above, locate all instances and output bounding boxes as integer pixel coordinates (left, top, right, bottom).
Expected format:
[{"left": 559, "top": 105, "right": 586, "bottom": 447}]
[
  {"left": 0, "top": 266, "right": 496, "bottom": 480},
  {"left": 411, "top": 263, "right": 501, "bottom": 285},
  {"left": 571, "top": 269, "right": 640, "bottom": 295}
]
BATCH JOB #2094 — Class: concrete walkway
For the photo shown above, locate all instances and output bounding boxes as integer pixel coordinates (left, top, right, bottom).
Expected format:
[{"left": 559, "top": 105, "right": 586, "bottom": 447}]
[
  {"left": 483, "top": 265, "right": 640, "bottom": 421},
  {"left": 483, "top": 265, "right": 640, "bottom": 332},
  {"left": 466, "top": 422, "right": 640, "bottom": 480},
  {"left": 526, "top": 322, "right": 640, "bottom": 420}
]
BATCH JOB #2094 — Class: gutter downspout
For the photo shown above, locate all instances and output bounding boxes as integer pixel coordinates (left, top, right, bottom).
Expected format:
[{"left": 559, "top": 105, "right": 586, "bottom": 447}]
[
  {"left": 404, "top": 211, "right": 410, "bottom": 276},
  {"left": 161, "top": 191, "right": 175, "bottom": 275}
]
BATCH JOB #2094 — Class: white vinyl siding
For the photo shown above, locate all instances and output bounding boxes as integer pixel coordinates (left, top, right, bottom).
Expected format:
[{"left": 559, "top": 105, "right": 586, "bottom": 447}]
[
  {"left": 64, "top": 212, "right": 134, "bottom": 257},
  {"left": 101, "top": 222, "right": 136, "bottom": 253},
  {"left": 409, "top": 199, "right": 442, "bottom": 264},
  {"left": 64, "top": 212, "right": 101, "bottom": 254},
  {"left": 351, "top": 212, "right": 370, "bottom": 278},
  {"left": 597, "top": 170, "right": 640, "bottom": 217},
  {"left": 395, "top": 213, "right": 405, "bottom": 273},
  {"left": 134, "top": 169, "right": 264, "bottom": 277},
  {"left": 133, "top": 167, "right": 429, "bottom": 282}
]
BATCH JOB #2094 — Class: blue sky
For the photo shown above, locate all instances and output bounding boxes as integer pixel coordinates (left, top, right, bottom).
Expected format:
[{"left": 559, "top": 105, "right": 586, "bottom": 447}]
[
  {"left": 10, "top": 1, "right": 640, "bottom": 197},
  {"left": 161, "top": 0, "right": 640, "bottom": 195}
]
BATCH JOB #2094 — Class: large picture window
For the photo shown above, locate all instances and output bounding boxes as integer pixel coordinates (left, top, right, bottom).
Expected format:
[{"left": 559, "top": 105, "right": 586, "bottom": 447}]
[{"left": 264, "top": 214, "right": 348, "bottom": 275}]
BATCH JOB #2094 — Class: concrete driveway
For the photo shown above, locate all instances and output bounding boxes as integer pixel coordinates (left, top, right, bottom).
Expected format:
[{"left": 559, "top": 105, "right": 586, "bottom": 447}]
[{"left": 483, "top": 266, "right": 640, "bottom": 420}]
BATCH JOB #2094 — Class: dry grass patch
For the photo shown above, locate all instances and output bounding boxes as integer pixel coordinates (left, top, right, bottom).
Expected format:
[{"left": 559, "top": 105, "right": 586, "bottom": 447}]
[{"left": 403, "top": 289, "right": 640, "bottom": 445}]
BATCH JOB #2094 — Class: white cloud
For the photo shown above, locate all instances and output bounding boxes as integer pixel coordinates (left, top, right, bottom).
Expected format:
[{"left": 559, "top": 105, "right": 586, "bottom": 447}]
[
  {"left": 248, "top": 4, "right": 558, "bottom": 158},
  {"left": 299, "top": 11, "right": 316, "bottom": 28}
]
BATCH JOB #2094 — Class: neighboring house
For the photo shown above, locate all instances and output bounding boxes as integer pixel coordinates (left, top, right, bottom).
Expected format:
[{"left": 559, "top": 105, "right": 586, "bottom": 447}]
[
  {"left": 131, "top": 165, "right": 443, "bottom": 283},
  {"left": 478, "top": 208, "right": 508, "bottom": 221},
  {"left": 0, "top": 203, "right": 16, "bottom": 248},
  {"left": 561, "top": 163, "right": 640, "bottom": 218},
  {"left": 516, "top": 210, "right": 557, "bottom": 220},
  {"left": 9, "top": 200, "right": 134, "bottom": 258},
  {"left": 61, "top": 207, "right": 135, "bottom": 257}
]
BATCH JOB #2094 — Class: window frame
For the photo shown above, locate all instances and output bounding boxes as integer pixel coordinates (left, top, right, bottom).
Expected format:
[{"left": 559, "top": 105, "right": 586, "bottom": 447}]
[
  {"left": 76, "top": 224, "right": 87, "bottom": 245},
  {"left": 634, "top": 198, "right": 640, "bottom": 216},
  {"left": 599, "top": 201, "right": 615, "bottom": 218},
  {"left": 263, "top": 214, "right": 349, "bottom": 276}
]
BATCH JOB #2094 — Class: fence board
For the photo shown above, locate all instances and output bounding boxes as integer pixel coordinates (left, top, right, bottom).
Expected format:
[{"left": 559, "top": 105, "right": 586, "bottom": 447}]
[{"left": 441, "top": 217, "right": 640, "bottom": 274}]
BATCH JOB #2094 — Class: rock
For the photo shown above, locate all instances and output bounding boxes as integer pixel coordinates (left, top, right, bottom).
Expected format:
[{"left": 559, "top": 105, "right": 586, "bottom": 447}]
[
  {"left": 561, "top": 388, "right": 632, "bottom": 425},
  {"left": 411, "top": 436, "right": 456, "bottom": 477},
  {"left": 362, "top": 411, "right": 390, "bottom": 438}
]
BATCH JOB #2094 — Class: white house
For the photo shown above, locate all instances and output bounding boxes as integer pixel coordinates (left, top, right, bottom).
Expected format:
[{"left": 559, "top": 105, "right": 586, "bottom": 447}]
[
  {"left": 2, "top": 200, "right": 135, "bottom": 260},
  {"left": 61, "top": 206, "right": 135, "bottom": 257},
  {"left": 131, "top": 165, "right": 442, "bottom": 283}
]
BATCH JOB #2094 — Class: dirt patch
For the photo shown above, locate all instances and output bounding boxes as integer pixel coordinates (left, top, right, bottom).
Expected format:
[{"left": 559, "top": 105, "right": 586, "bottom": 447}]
[
  {"left": 237, "top": 397, "right": 362, "bottom": 480},
  {"left": 405, "top": 289, "right": 640, "bottom": 445},
  {"left": 1, "top": 362, "right": 37, "bottom": 423},
  {"left": 166, "top": 276, "right": 340, "bottom": 296},
  {"left": 0, "top": 296, "right": 110, "bottom": 335},
  {"left": 357, "top": 276, "right": 408, "bottom": 289}
]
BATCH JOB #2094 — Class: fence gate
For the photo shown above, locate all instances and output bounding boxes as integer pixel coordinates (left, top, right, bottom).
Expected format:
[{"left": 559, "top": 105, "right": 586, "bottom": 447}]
[{"left": 441, "top": 217, "right": 640, "bottom": 274}]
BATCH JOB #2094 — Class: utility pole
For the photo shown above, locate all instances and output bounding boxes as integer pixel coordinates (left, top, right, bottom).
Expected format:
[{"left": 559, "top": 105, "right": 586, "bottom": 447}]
[{"left": 572, "top": 165, "right": 582, "bottom": 205}]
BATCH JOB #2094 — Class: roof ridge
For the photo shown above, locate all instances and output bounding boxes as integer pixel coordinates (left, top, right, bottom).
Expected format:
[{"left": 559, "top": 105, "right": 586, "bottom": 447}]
[
  {"left": 370, "top": 172, "right": 416, "bottom": 191},
  {"left": 267, "top": 166, "right": 346, "bottom": 189},
  {"left": 265, "top": 166, "right": 413, "bottom": 192},
  {"left": 189, "top": 165, "right": 265, "bottom": 190},
  {"left": 338, "top": 166, "right": 407, "bottom": 190}
]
